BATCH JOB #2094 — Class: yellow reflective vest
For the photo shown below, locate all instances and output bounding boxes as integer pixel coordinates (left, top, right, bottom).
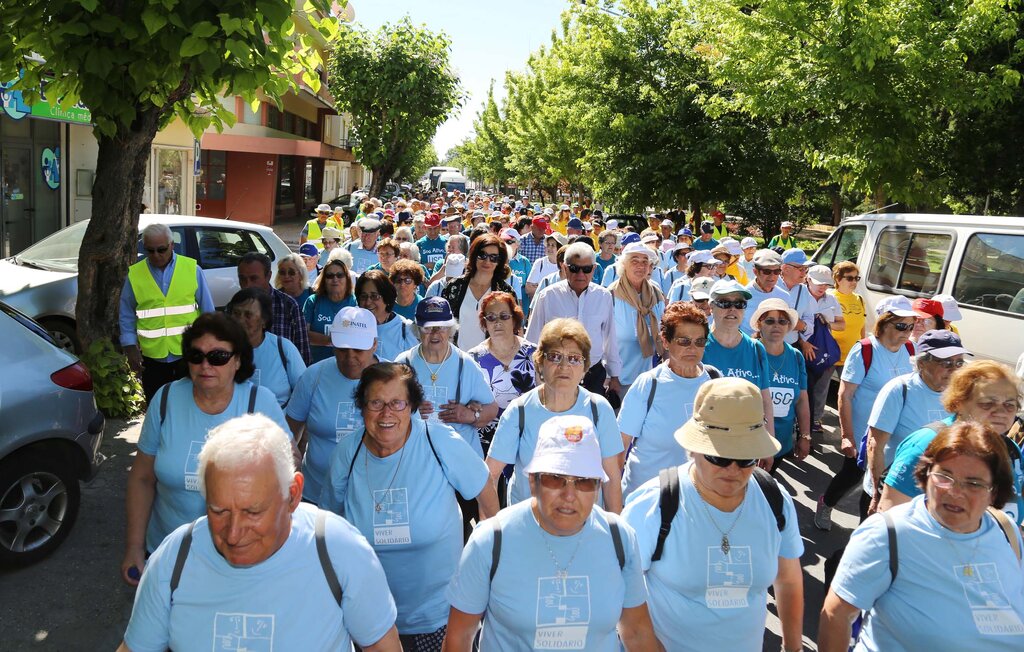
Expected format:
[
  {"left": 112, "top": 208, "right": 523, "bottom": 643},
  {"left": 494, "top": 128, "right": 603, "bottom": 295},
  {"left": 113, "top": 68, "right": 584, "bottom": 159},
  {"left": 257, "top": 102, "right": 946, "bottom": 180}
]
[
  {"left": 305, "top": 217, "right": 342, "bottom": 250},
  {"left": 127, "top": 256, "right": 200, "bottom": 359}
]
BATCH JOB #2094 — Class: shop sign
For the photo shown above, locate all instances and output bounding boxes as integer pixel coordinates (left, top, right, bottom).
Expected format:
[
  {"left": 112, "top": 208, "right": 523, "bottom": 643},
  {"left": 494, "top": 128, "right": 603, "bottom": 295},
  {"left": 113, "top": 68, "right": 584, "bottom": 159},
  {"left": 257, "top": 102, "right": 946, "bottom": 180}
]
[{"left": 1, "top": 77, "right": 92, "bottom": 125}]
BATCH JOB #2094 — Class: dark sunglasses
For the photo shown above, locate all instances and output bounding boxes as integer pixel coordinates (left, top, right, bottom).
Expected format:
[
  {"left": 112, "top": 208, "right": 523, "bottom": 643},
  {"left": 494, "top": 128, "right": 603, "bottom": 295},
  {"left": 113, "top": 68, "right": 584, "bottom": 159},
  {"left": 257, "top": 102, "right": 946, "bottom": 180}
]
[
  {"left": 704, "top": 454, "right": 758, "bottom": 469},
  {"left": 670, "top": 336, "right": 708, "bottom": 348},
  {"left": 712, "top": 299, "right": 748, "bottom": 310},
  {"left": 756, "top": 267, "right": 782, "bottom": 276},
  {"left": 359, "top": 292, "right": 382, "bottom": 302},
  {"left": 323, "top": 272, "right": 346, "bottom": 280},
  {"left": 278, "top": 268, "right": 299, "bottom": 276},
  {"left": 184, "top": 348, "right": 235, "bottom": 366},
  {"left": 476, "top": 252, "right": 501, "bottom": 263},
  {"left": 840, "top": 275, "right": 862, "bottom": 282},
  {"left": 536, "top": 473, "right": 600, "bottom": 492},
  {"left": 483, "top": 312, "right": 512, "bottom": 322},
  {"left": 145, "top": 245, "right": 170, "bottom": 254},
  {"left": 567, "top": 264, "right": 594, "bottom": 274},
  {"left": 760, "top": 317, "right": 791, "bottom": 326},
  {"left": 892, "top": 322, "right": 914, "bottom": 332}
]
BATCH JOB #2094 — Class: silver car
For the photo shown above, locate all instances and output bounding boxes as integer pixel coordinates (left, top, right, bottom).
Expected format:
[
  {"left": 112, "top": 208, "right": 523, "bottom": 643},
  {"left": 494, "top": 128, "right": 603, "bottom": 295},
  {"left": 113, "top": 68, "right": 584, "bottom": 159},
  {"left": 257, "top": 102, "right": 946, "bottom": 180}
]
[
  {"left": 0, "top": 300, "right": 104, "bottom": 565},
  {"left": 0, "top": 214, "right": 294, "bottom": 352}
]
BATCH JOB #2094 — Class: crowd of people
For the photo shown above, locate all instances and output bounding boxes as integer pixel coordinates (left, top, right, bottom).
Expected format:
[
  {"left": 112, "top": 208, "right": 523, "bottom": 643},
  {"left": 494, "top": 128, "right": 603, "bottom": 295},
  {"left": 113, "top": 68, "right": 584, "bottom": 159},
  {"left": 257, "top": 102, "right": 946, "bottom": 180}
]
[{"left": 116, "top": 192, "right": 1024, "bottom": 651}]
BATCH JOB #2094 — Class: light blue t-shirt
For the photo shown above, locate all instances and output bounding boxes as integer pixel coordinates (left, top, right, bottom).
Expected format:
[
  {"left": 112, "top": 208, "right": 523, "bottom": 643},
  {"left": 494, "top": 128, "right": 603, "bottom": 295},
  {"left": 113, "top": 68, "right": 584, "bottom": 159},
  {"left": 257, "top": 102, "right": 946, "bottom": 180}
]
[
  {"left": 394, "top": 345, "right": 495, "bottom": 458},
  {"left": 622, "top": 462, "right": 804, "bottom": 651},
  {"left": 137, "top": 379, "right": 289, "bottom": 552},
  {"left": 302, "top": 294, "right": 357, "bottom": 363},
  {"left": 742, "top": 282, "right": 791, "bottom": 335},
  {"left": 779, "top": 281, "right": 816, "bottom": 345},
  {"left": 661, "top": 268, "right": 688, "bottom": 295},
  {"left": 833, "top": 496, "right": 1024, "bottom": 651},
  {"left": 392, "top": 294, "right": 421, "bottom": 322},
  {"left": 488, "top": 387, "right": 624, "bottom": 506},
  {"left": 346, "top": 241, "right": 378, "bottom": 274},
  {"left": 509, "top": 254, "right": 532, "bottom": 311},
  {"left": 415, "top": 236, "right": 447, "bottom": 267},
  {"left": 123, "top": 504, "right": 397, "bottom": 652},
  {"left": 885, "top": 417, "right": 1024, "bottom": 524},
  {"left": 766, "top": 343, "right": 807, "bottom": 456},
  {"left": 320, "top": 420, "right": 487, "bottom": 633},
  {"left": 702, "top": 331, "right": 770, "bottom": 390},
  {"left": 375, "top": 313, "right": 417, "bottom": 363},
  {"left": 612, "top": 292, "right": 666, "bottom": 385},
  {"left": 446, "top": 501, "right": 648, "bottom": 652},
  {"left": 286, "top": 357, "right": 372, "bottom": 502},
  {"left": 619, "top": 363, "right": 710, "bottom": 497},
  {"left": 667, "top": 276, "right": 691, "bottom": 303},
  {"left": 251, "top": 332, "right": 306, "bottom": 408},
  {"left": 841, "top": 336, "right": 915, "bottom": 450}
]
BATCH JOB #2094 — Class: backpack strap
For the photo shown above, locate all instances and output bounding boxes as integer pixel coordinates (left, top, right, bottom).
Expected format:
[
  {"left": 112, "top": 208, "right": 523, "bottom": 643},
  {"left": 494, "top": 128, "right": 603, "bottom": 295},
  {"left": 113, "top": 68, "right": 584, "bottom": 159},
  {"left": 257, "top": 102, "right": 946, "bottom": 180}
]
[
  {"left": 904, "top": 341, "right": 915, "bottom": 356},
  {"left": 859, "top": 337, "right": 873, "bottom": 374},
  {"left": 986, "top": 506, "right": 1022, "bottom": 562},
  {"left": 424, "top": 424, "right": 443, "bottom": 470},
  {"left": 590, "top": 395, "right": 599, "bottom": 425},
  {"left": 159, "top": 383, "right": 171, "bottom": 426},
  {"left": 518, "top": 403, "right": 526, "bottom": 440},
  {"left": 316, "top": 509, "right": 343, "bottom": 606},
  {"left": 489, "top": 516, "right": 502, "bottom": 583},
  {"left": 881, "top": 511, "right": 899, "bottom": 585},
  {"left": 346, "top": 434, "right": 365, "bottom": 479},
  {"left": 645, "top": 378, "right": 659, "bottom": 415},
  {"left": 169, "top": 519, "right": 197, "bottom": 603},
  {"left": 752, "top": 467, "right": 786, "bottom": 532},
  {"left": 454, "top": 352, "right": 465, "bottom": 404},
  {"left": 277, "top": 333, "right": 287, "bottom": 374},
  {"left": 606, "top": 513, "right": 626, "bottom": 571},
  {"left": 247, "top": 384, "right": 258, "bottom": 413},
  {"left": 704, "top": 364, "right": 722, "bottom": 379},
  {"left": 652, "top": 466, "right": 680, "bottom": 562}
]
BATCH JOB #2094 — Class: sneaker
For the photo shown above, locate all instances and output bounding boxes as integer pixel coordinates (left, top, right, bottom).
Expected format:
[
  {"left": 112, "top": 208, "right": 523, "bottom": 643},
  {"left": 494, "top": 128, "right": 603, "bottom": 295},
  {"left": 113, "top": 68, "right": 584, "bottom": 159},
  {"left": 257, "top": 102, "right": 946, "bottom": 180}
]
[
  {"left": 811, "top": 420, "right": 824, "bottom": 433},
  {"left": 814, "top": 495, "right": 833, "bottom": 531}
]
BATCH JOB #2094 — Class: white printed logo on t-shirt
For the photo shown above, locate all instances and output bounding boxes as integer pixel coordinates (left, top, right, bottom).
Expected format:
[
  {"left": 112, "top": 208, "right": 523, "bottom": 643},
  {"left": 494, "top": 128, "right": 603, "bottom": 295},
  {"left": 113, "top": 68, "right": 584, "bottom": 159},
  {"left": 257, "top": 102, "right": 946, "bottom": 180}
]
[
  {"left": 534, "top": 575, "right": 590, "bottom": 649},
  {"left": 958, "top": 562, "right": 1024, "bottom": 635},
  {"left": 183, "top": 441, "right": 204, "bottom": 492},
  {"left": 335, "top": 402, "right": 357, "bottom": 440},
  {"left": 706, "top": 546, "right": 752, "bottom": 608},
  {"left": 770, "top": 387, "right": 796, "bottom": 418},
  {"left": 423, "top": 385, "right": 449, "bottom": 425},
  {"left": 213, "top": 612, "right": 274, "bottom": 650},
  {"left": 373, "top": 487, "right": 411, "bottom": 545}
]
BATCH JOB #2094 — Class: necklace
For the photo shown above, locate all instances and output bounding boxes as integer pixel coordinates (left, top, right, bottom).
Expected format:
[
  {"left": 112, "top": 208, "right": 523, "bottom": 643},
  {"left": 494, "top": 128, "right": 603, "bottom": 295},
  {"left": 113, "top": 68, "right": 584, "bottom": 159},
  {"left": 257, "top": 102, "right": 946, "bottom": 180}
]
[
  {"left": 940, "top": 526, "right": 984, "bottom": 577},
  {"left": 364, "top": 437, "right": 406, "bottom": 512},
  {"left": 419, "top": 345, "right": 451, "bottom": 383},
  {"left": 766, "top": 348, "right": 787, "bottom": 377},
  {"left": 693, "top": 473, "right": 747, "bottom": 556},
  {"left": 538, "top": 522, "right": 585, "bottom": 579}
]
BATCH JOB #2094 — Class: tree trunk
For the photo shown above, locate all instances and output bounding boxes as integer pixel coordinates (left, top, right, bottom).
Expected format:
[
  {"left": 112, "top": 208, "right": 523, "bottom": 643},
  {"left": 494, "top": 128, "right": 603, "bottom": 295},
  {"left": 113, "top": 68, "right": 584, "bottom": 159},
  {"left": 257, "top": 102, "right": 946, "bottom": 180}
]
[
  {"left": 75, "top": 107, "right": 163, "bottom": 348},
  {"left": 873, "top": 183, "right": 887, "bottom": 211},
  {"left": 830, "top": 186, "right": 843, "bottom": 226}
]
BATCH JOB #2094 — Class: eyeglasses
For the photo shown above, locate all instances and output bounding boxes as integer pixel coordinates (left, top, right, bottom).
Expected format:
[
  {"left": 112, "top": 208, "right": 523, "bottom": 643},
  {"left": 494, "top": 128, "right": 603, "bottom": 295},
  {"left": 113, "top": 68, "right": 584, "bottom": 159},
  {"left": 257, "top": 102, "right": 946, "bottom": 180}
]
[
  {"left": 928, "top": 357, "right": 966, "bottom": 369},
  {"left": 760, "top": 317, "right": 791, "bottom": 326},
  {"left": 975, "top": 399, "right": 1020, "bottom": 413},
  {"left": 693, "top": 298, "right": 709, "bottom": 304},
  {"left": 543, "top": 351, "right": 585, "bottom": 367},
  {"left": 711, "top": 299, "right": 748, "bottom": 310},
  {"left": 322, "top": 239, "right": 339, "bottom": 245},
  {"left": 145, "top": 245, "right": 170, "bottom": 255},
  {"left": 483, "top": 312, "right": 513, "bottom": 322},
  {"left": 756, "top": 268, "right": 782, "bottom": 276},
  {"left": 278, "top": 268, "right": 299, "bottom": 276},
  {"left": 323, "top": 272, "right": 345, "bottom": 280},
  {"left": 392, "top": 277, "right": 416, "bottom": 285},
  {"left": 364, "top": 398, "right": 410, "bottom": 412},
  {"left": 420, "top": 326, "right": 449, "bottom": 334},
  {"left": 536, "top": 473, "right": 600, "bottom": 492},
  {"left": 704, "top": 455, "right": 758, "bottom": 469},
  {"left": 840, "top": 275, "right": 862, "bottom": 282},
  {"left": 567, "top": 264, "right": 594, "bottom": 274},
  {"left": 892, "top": 322, "right": 914, "bottom": 332},
  {"left": 184, "top": 348, "right": 235, "bottom": 366},
  {"left": 358, "top": 292, "right": 382, "bottom": 302},
  {"left": 476, "top": 252, "right": 501, "bottom": 263},
  {"left": 928, "top": 471, "right": 992, "bottom": 494},
  {"left": 670, "top": 336, "right": 708, "bottom": 348}
]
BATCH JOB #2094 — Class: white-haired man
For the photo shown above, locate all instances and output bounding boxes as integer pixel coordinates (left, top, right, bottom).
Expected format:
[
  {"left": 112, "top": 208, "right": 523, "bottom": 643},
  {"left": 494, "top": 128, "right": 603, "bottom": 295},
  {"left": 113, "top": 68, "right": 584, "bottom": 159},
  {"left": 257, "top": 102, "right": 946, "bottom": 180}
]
[{"left": 118, "top": 414, "right": 401, "bottom": 652}]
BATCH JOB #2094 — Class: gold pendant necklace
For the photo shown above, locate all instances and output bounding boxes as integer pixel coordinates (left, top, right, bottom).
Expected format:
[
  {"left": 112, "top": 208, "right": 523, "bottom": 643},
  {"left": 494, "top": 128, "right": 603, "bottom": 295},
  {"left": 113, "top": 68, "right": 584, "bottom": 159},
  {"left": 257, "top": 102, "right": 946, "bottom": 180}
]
[{"left": 420, "top": 346, "right": 451, "bottom": 384}]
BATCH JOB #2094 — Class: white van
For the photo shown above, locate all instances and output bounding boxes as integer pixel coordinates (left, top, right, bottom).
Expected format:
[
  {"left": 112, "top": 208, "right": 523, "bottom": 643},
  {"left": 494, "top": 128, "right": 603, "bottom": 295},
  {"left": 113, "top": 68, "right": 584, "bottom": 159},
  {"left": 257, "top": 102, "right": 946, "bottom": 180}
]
[
  {"left": 812, "top": 213, "right": 1024, "bottom": 366},
  {"left": 437, "top": 171, "right": 468, "bottom": 194}
]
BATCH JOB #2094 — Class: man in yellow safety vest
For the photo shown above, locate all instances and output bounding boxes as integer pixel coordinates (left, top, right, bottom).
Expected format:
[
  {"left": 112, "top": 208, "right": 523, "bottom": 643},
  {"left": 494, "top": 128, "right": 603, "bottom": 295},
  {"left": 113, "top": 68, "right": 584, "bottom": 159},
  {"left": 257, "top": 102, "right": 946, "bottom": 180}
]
[
  {"left": 299, "top": 203, "right": 342, "bottom": 251},
  {"left": 120, "top": 223, "right": 215, "bottom": 402}
]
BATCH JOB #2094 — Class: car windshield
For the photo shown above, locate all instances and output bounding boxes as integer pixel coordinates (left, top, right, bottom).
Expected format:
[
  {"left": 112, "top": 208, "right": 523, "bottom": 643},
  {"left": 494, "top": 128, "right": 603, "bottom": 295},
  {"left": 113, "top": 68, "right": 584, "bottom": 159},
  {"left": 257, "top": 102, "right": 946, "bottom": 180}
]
[{"left": 13, "top": 220, "right": 91, "bottom": 272}]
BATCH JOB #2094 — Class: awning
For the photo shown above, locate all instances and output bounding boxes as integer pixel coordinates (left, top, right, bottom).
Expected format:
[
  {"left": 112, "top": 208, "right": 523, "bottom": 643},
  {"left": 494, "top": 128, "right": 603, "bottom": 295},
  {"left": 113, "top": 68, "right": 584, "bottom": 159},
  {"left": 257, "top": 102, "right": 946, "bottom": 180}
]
[{"left": 199, "top": 132, "right": 354, "bottom": 161}]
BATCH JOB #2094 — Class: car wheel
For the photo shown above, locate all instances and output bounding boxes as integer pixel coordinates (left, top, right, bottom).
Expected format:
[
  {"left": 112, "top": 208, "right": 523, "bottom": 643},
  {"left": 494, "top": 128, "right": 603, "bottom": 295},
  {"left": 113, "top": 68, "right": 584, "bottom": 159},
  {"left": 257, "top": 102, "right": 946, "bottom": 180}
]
[
  {"left": 0, "top": 452, "right": 81, "bottom": 566},
  {"left": 41, "top": 319, "right": 81, "bottom": 354}
]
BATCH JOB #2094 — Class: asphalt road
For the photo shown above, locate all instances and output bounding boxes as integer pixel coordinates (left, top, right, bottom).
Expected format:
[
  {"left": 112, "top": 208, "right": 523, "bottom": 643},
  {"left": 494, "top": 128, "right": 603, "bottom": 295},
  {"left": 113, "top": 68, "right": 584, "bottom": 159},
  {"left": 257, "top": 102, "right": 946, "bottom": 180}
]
[{"left": 0, "top": 382, "right": 864, "bottom": 651}]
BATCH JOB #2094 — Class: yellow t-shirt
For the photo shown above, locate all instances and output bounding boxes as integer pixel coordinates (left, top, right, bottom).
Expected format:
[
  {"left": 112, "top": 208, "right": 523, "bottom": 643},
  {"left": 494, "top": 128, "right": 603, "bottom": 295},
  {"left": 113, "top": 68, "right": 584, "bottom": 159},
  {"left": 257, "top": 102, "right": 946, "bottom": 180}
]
[
  {"left": 550, "top": 216, "right": 569, "bottom": 235},
  {"left": 726, "top": 262, "right": 749, "bottom": 286},
  {"left": 830, "top": 289, "right": 867, "bottom": 366}
]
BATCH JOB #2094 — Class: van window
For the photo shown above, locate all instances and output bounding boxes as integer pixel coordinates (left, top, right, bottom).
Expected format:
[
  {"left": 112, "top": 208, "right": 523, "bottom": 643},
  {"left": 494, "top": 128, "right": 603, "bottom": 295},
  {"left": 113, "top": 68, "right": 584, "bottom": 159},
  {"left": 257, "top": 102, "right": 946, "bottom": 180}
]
[
  {"left": 814, "top": 225, "right": 865, "bottom": 267},
  {"left": 953, "top": 233, "right": 1024, "bottom": 316},
  {"left": 192, "top": 227, "right": 273, "bottom": 270},
  {"left": 866, "top": 229, "right": 951, "bottom": 295}
]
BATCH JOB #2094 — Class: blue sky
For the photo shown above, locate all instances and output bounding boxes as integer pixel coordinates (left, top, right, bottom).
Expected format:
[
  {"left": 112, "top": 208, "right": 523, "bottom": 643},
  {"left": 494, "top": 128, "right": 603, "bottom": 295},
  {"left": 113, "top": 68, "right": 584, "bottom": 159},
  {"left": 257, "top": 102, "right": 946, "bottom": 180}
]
[{"left": 350, "top": 0, "right": 568, "bottom": 157}]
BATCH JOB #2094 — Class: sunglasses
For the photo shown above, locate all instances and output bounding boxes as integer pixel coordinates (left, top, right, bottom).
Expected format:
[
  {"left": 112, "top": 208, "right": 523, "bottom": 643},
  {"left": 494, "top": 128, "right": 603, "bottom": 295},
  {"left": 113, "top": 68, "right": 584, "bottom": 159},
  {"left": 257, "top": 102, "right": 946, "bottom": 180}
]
[
  {"left": 704, "top": 454, "right": 758, "bottom": 469},
  {"left": 358, "top": 292, "right": 382, "bottom": 302},
  {"left": 483, "top": 312, "right": 512, "bottom": 322},
  {"left": 840, "top": 275, "right": 862, "bottom": 282},
  {"left": 760, "top": 317, "right": 791, "bottom": 326},
  {"left": 567, "top": 264, "right": 594, "bottom": 274},
  {"left": 543, "top": 351, "right": 585, "bottom": 367},
  {"left": 756, "top": 268, "right": 782, "bottom": 276},
  {"left": 184, "top": 348, "right": 235, "bottom": 366},
  {"left": 929, "top": 358, "right": 966, "bottom": 370},
  {"left": 536, "top": 473, "right": 600, "bottom": 492},
  {"left": 364, "top": 398, "right": 410, "bottom": 412},
  {"left": 476, "top": 252, "right": 501, "bottom": 263},
  {"left": 145, "top": 245, "right": 170, "bottom": 254},
  {"left": 392, "top": 277, "right": 416, "bottom": 285},
  {"left": 670, "top": 336, "right": 708, "bottom": 348},
  {"left": 892, "top": 322, "right": 914, "bottom": 332},
  {"left": 322, "top": 239, "right": 339, "bottom": 245},
  {"left": 323, "top": 272, "right": 346, "bottom": 280},
  {"left": 712, "top": 299, "right": 748, "bottom": 310},
  {"left": 278, "top": 268, "right": 299, "bottom": 276}
]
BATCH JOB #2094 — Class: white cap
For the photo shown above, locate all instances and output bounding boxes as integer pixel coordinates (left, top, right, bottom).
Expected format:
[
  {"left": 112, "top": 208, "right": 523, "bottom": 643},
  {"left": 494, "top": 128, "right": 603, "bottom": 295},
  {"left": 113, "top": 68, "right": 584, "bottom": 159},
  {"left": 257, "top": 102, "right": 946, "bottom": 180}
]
[
  {"left": 660, "top": 240, "right": 676, "bottom": 253},
  {"left": 321, "top": 227, "right": 342, "bottom": 240},
  {"left": 445, "top": 254, "right": 466, "bottom": 278},
  {"left": 606, "top": 219, "right": 619, "bottom": 230},
  {"left": 687, "top": 250, "right": 713, "bottom": 265},
  {"left": 709, "top": 278, "right": 753, "bottom": 299},
  {"left": 622, "top": 242, "right": 659, "bottom": 263},
  {"left": 543, "top": 207, "right": 555, "bottom": 216},
  {"left": 875, "top": 295, "right": 917, "bottom": 317},
  {"left": 315, "top": 203, "right": 332, "bottom": 212},
  {"left": 523, "top": 415, "right": 609, "bottom": 481},
  {"left": 641, "top": 232, "right": 660, "bottom": 244},
  {"left": 330, "top": 307, "right": 377, "bottom": 350},
  {"left": 560, "top": 204, "right": 570, "bottom": 211},
  {"left": 722, "top": 240, "right": 743, "bottom": 256},
  {"left": 933, "top": 294, "right": 963, "bottom": 322},
  {"left": 807, "top": 264, "right": 834, "bottom": 286},
  {"left": 689, "top": 276, "right": 716, "bottom": 300},
  {"left": 740, "top": 237, "right": 758, "bottom": 250},
  {"left": 661, "top": 219, "right": 674, "bottom": 227}
]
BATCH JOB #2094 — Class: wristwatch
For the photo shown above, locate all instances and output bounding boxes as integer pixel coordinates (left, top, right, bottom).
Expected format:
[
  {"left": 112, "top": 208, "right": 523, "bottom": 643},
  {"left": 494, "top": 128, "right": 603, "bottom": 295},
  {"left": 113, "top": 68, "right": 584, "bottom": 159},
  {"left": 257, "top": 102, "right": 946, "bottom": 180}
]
[
  {"left": 798, "top": 432, "right": 812, "bottom": 441},
  {"left": 473, "top": 407, "right": 481, "bottom": 423}
]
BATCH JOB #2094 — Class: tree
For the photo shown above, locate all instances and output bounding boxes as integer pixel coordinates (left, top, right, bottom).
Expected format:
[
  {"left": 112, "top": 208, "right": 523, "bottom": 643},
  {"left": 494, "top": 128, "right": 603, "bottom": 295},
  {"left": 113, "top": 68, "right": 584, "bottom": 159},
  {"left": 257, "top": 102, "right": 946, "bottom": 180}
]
[
  {"left": 461, "top": 82, "right": 513, "bottom": 189},
  {"left": 0, "top": 0, "right": 336, "bottom": 408},
  {"left": 327, "top": 17, "right": 463, "bottom": 197},
  {"left": 395, "top": 140, "right": 438, "bottom": 185}
]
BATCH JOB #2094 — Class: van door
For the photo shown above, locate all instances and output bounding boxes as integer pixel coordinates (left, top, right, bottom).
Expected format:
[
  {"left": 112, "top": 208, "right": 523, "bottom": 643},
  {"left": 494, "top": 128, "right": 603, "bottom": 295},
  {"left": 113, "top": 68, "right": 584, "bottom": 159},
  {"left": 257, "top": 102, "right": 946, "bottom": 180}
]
[
  {"left": 813, "top": 224, "right": 866, "bottom": 267},
  {"left": 864, "top": 228, "right": 953, "bottom": 296}
]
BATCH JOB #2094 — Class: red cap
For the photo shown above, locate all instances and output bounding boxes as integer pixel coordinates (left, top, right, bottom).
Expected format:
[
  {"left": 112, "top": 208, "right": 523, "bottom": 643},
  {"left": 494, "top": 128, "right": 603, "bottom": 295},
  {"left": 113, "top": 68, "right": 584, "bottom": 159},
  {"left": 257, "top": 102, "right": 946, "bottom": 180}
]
[
  {"left": 532, "top": 216, "right": 549, "bottom": 227},
  {"left": 424, "top": 213, "right": 442, "bottom": 227},
  {"left": 711, "top": 210, "right": 725, "bottom": 219},
  {"left": 912, "top": 298, "right": 943, "bottom": 319}
]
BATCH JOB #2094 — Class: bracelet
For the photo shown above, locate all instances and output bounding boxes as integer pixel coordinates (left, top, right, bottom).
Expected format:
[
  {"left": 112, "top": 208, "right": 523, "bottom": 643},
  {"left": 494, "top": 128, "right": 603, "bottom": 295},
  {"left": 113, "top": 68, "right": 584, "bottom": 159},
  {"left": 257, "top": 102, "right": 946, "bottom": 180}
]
[{"left": 798, "top": 433, "right": 812, "bottom": 440}]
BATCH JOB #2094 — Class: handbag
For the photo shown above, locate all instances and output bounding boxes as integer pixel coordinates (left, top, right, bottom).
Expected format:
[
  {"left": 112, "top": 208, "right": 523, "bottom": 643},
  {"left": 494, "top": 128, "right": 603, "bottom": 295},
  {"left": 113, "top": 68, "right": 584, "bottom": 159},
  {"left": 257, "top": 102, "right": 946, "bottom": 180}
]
[{"left": 806, "top": 313, "right": 841, "bottom": 375}]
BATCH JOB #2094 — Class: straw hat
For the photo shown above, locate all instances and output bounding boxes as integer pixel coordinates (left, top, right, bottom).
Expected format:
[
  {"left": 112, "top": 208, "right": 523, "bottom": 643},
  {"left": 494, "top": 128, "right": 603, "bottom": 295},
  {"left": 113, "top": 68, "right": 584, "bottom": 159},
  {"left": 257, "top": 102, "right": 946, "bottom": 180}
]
[{"left": 675, "top": 378, "right": 779, "bottom": 459}]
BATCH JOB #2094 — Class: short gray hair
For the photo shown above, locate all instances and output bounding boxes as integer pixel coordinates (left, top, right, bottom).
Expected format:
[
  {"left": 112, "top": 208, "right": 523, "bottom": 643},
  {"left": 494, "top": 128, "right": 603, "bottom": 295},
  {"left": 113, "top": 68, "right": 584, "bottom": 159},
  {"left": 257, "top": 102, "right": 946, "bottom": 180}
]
[
  {"left": 564, "top": 242, "right": 596, "bottom": 265},
  {"left": 394, "top": 226, "right": 414, "bottom": 242},
  {"left": 141, "top": 223, "right": 172, "bottom": 244},
  {"left": 400, "top": 241, "right": 421, "bottom": 263},
  {"left": 448, "top": 234, "right": 469, "bottom": 255},
  {"left": 197, "top": 414, "right": 295, "bottom": 500},
  {"left": 274, "top": 253, "right": 310, "bottom": 292},
  {"left": 327, "top": 246, "right": 354, "bottom": 270},
  {"left": 614, "top": 247, "right": 656, "bottom": 278}
]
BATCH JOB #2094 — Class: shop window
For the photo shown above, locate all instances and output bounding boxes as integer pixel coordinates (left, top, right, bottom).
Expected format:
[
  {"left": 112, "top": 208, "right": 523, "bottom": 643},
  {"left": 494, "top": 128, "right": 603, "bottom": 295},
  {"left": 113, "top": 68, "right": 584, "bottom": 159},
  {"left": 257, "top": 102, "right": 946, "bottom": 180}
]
[
  {"left": 282, "top": 111, "right": 294, "bottom": 134},
  {"left": 242, "top": 102, "right": 262, "bottom": 125},
  {"left": 267, "top": 105, "right": 281, "bottom": 130},
  {"left": 155, "top": 148, "right": 187, "bottom": 214},
  {"left": 953, "top": 233, "right": 1024, "bottom": 315},
  {"left": 196, "top": 151, "right": 226, "bottom": 201},
  {"left": 867, "top": 229, "right": 951, "bottom": 295},
  {"left": 304, "top": 160, "right": 316, "bottom": 204},
  {"left": 276, "top": 155, "right": 294, "bottom": 206}
]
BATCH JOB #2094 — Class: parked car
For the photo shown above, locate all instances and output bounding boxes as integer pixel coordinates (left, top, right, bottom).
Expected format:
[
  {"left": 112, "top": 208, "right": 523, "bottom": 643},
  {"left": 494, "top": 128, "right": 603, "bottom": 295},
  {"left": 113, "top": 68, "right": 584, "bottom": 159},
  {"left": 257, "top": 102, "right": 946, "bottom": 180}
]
[
  {"left": 0, "top": 214, "right": 293, "bottom": 353},
  {"left": 812, "top": 212, "right": 1024, "bottom": 366},
  {"left": 321, "top": 192, "right": 365, "bottom": 223},
  {"left": 0, "top": 300, "right": 104, "bottom": 566}
]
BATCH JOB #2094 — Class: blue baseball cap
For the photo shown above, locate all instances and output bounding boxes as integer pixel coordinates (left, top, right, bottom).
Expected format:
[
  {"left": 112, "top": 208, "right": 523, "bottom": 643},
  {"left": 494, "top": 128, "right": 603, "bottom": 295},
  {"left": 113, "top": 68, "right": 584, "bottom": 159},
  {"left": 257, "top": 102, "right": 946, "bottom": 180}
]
[
  {"left": 298, "top": 243, "right": 319, "bottom": 258},
  {"left": 415, "top": 297, "right": 457, "bottom": 328},
  {"left": 781, "top": 248, "right": 813, "bottom": 266},
  {"left": 621, "top": 233, "right": 641, "bottom": 246},
  {"left": 678, "top": 227, "right": 693, "bottom": 237},
  {"left": 916, "top": 330, "right": 972, "bottom": 359},
  {"left": 567, "top": 218, "right": 584, "bottom": 230}
]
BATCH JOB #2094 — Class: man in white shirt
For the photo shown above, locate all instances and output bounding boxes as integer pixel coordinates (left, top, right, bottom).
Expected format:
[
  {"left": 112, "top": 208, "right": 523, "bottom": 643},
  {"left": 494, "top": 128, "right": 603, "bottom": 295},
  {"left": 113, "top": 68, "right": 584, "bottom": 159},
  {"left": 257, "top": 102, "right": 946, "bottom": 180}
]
[
  {"left": 742, "top": 249, "right": 792, "bottom": 335},
  {"left": 526, "top": 242, "right": 623, "bottom": 399},
  {"left": 779, "top": 248, "right": 817, "bottom": 355}
]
